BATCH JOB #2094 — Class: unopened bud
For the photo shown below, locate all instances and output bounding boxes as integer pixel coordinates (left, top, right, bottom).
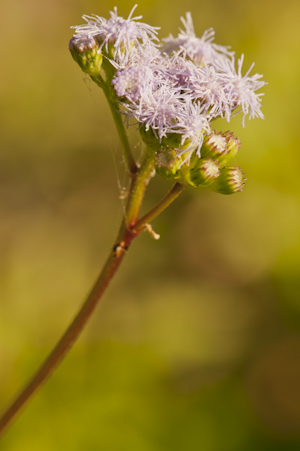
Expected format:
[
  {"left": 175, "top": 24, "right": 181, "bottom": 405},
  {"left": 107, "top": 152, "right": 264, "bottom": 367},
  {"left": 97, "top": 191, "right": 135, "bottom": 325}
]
[
  {"left": 69, "top": 35, "right": 102, "bottom": 76},
  {"left": 188, "top": 158, "right": 220, "bottom": 187},
  {"left": 210, "top": 166, "right": 246, "bottom": 194},
  {"left": 201, "top": 131, "right": 241, "bottom": 168}
]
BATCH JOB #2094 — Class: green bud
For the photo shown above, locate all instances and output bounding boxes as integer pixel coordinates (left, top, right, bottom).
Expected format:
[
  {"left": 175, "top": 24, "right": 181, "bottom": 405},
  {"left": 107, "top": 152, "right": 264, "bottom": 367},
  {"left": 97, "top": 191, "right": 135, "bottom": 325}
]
[
  {"left": 154, "top": 149, "right": 183, "bottom": 179},
  {"left": 69, "top": 36, "right": 102, "bottom": 76},
  {"left": 188, "top": 158, "right": 220, "bottom": 187},
  {"left": 210, "top": 166, "right": 246, "bottom": 194},
  {"left": 201, "top": 130, "right": 241, "bottom": 168}
]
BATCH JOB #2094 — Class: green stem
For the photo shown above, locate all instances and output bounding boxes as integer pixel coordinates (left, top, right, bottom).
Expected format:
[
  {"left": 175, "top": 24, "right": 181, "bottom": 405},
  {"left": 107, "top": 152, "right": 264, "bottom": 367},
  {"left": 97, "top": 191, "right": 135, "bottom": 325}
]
[
  {"left": 125, "top": 153, "right": 155, "bottom": 228},
  {"left": 133, "top": 182, "right": 185, "bottom": 235},
  {"left": 0, "top": 154, "right": 154, "bottom": 438},
  {"left": 92, "top": 76, "right": 138, "bottom": 176}
]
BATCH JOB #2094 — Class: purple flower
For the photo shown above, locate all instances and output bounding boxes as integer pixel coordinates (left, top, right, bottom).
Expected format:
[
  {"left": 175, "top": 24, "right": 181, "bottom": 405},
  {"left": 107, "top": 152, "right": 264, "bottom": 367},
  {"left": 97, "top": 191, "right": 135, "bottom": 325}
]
[
  {"left": 188, "top": 65, "right": 231, "bottom": 119},
  {"left": 217, "top": 54, "right": 267, "bottom": 126},
  {"left": 172, "top": 101, "right": 211, "bottom": 157},
  {"left": 71, "top": 5, "right": 159, "bottom": 65},
  {"left": 162, "top": 13, "right": 234, "bottom": 66},
  {"left": 124, "top": 84, "right": 186, "bottom": 140},
  {"left": 112, "top": 65, "right": 156, "bottom": 101}
]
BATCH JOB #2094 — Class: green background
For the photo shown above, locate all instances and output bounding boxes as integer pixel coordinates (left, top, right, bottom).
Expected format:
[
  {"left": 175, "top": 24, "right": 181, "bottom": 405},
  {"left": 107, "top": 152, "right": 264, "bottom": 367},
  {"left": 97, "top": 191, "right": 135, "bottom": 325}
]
[{"left": 1, "top": 0, "right": 300, "bottom": 449}]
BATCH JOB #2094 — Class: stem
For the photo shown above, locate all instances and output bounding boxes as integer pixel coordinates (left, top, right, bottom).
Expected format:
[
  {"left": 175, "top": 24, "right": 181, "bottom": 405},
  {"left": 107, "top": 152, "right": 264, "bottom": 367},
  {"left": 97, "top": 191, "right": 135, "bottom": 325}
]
[
  {"left": 133, "top": 182, "right": 185, "bottom": 235},
  {"left": 0, "top": 156, "right": 155, "bottom": 438},
  {"left": 125, "top": 153, "right": 155, "bottom": 227},
  {"left": 0, "top": 236, "right": 130, "bottom": 437},
  {"left": 92, "top": 76, "right": 138, "bottom": 176}
]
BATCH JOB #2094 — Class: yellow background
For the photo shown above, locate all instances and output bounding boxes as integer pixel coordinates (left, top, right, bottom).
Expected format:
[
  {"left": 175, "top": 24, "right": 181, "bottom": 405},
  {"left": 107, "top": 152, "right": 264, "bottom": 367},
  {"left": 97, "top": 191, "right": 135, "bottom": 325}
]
[{"left": 1, "top": 0, "right": 300, "bottom": 449}]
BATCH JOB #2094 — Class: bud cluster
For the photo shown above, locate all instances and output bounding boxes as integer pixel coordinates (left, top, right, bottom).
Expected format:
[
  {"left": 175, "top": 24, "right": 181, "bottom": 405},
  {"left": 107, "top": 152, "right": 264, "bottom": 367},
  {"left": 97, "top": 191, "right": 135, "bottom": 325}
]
[
  {"left": 190, "top": 130, "right": 245, "bottom": 194},
  {"left": 152, "top": 129, "right": 246, "bottom": 194}
]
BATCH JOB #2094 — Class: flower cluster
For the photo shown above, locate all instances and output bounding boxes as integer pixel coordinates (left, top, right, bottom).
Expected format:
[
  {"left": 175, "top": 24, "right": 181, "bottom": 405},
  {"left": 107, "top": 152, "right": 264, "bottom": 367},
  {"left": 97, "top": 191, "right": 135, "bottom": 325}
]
[{"left": 70, "top": 5, "right": 266, "bottom": 193}]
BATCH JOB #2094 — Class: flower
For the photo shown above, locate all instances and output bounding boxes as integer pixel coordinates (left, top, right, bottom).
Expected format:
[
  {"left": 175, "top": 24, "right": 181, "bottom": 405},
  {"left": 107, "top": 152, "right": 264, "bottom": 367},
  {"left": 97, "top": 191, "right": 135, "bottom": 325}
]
[
  {"left": 162, "top": 12, "right": 234, "bottom": 66},
  {"left": 217, "top": 54, "right": 267, "bottom": 126},
  {"left": 188, "top": 64, "right": 230, "bottom": 119},
  {"left": 71, "top": 5, "right": 159, "bottom": 66},
  {"left": 125, "top": 84, "right": 186, "bottom": 140},
  {"left": 171, "top": 100, "right": 211, "bottom": 157},
  {"left": 112, "top": 65, "right": 155, "bottom": 101}
]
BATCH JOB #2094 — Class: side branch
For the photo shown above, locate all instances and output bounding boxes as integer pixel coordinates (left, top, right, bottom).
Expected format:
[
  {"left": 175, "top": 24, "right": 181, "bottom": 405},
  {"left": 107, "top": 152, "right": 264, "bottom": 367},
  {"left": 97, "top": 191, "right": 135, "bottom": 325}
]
[{"left": 133, "top": 182, "right": 185, "bottom": 235}]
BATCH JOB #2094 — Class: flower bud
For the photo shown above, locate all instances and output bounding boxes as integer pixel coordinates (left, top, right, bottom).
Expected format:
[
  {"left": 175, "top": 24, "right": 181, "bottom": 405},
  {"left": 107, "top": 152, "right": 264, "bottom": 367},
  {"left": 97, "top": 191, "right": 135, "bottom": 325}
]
[
  {"left": 188, "top": 158, "right": 220, "bottom": 187},
  {"left": 154, "top": 149, "right": 183, "bottom": 179},
  {"left": 210, "top": 166, "right": 246, "bottom": 194},
  {"left": 201, "top": 130, "right": 241, "bottom": 168},
  {"left": 69, "top": 35, "right": 102, "bottom": 76}
]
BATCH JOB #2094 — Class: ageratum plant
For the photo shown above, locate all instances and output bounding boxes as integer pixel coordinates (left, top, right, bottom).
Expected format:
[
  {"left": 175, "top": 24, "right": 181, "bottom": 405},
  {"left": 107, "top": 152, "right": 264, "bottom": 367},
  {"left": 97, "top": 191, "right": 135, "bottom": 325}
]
[{"left": 0, "top": 4, "right": 266, "bottom": 437}]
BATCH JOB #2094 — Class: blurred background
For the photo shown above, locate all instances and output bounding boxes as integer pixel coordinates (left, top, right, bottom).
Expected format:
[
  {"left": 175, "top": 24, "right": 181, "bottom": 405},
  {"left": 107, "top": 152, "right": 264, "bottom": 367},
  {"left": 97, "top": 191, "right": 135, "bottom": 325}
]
[{"left": 1, "top": 0, "right": 300, "bottom": 449}]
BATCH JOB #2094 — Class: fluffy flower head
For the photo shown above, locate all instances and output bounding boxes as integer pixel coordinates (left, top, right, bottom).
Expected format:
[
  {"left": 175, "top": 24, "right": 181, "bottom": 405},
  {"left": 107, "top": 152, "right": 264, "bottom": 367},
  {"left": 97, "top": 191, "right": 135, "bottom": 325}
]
[
  {"left": 72, "top": 5, "right": 159, "bottom": 65},
  {"left": 162, "top": 13, "right": 234, "bottom": 66},
  {"left": 217, "top": 54, "right": 267, "bottom": 126}
]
